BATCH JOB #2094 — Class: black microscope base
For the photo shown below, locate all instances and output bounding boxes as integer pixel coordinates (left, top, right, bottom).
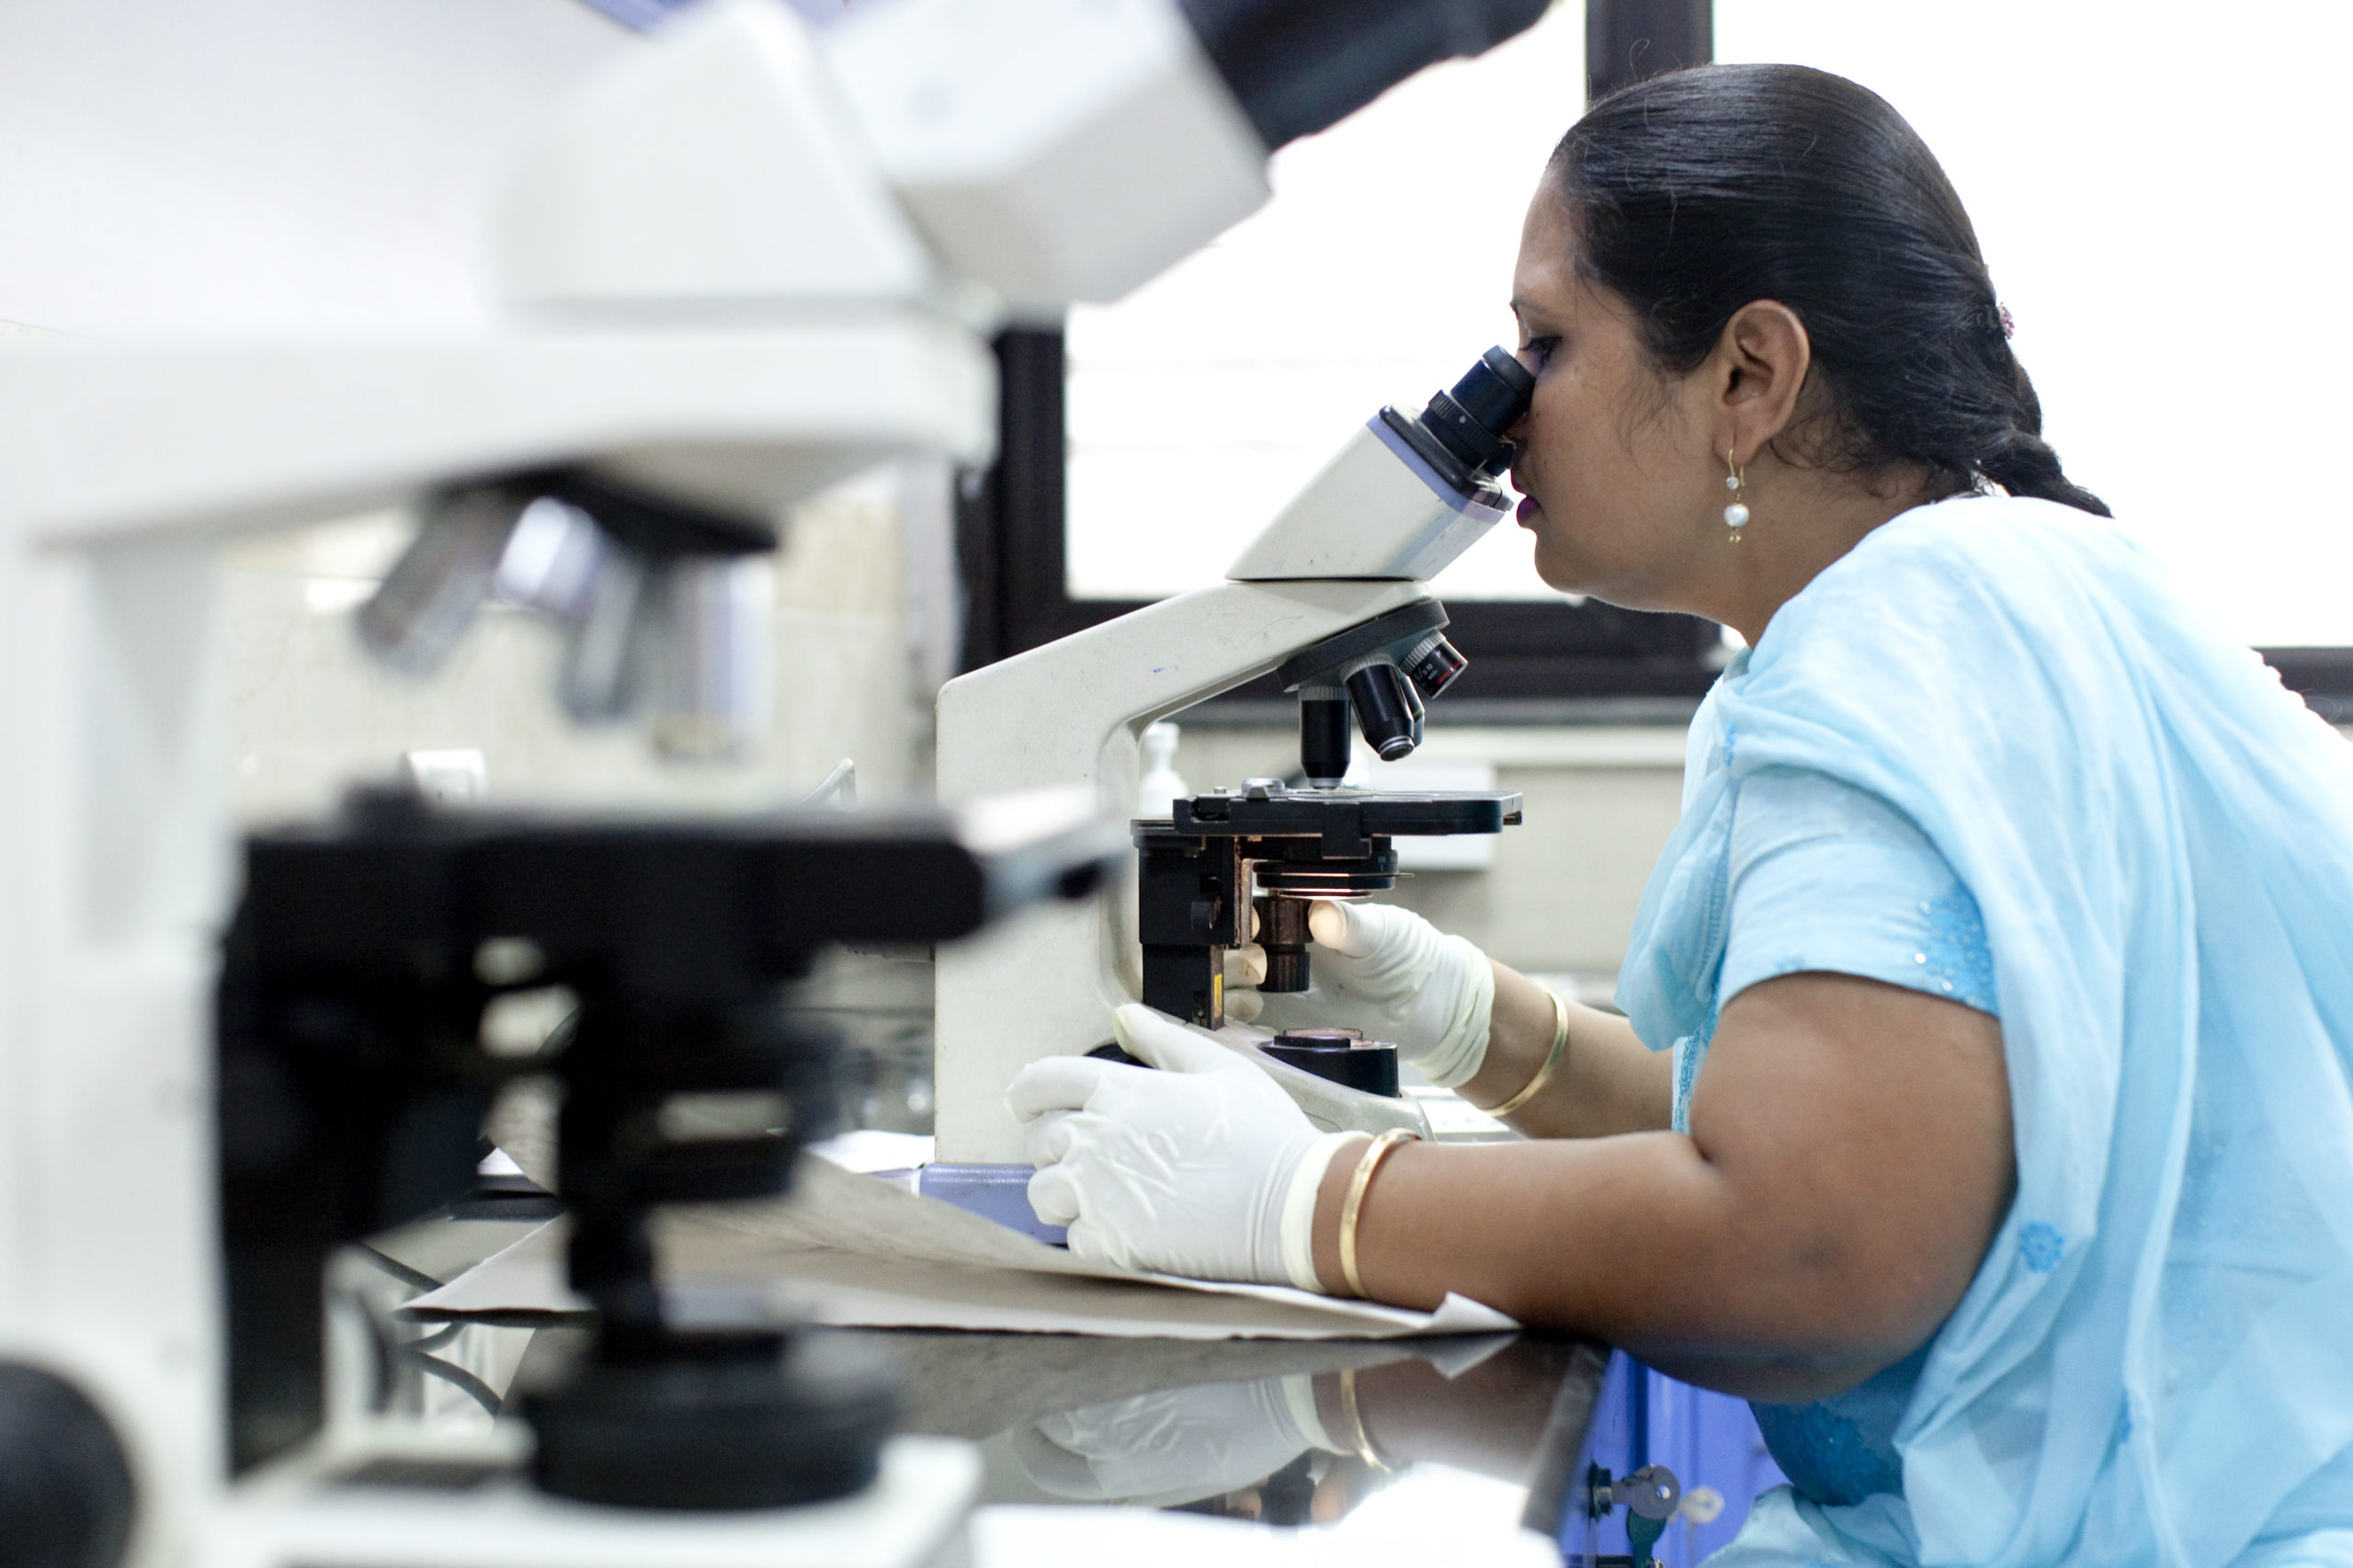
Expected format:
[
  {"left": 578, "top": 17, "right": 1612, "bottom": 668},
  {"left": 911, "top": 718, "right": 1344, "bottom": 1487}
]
[{"left": 526, "top": 1330, "right": 900, "bottom": 1510}]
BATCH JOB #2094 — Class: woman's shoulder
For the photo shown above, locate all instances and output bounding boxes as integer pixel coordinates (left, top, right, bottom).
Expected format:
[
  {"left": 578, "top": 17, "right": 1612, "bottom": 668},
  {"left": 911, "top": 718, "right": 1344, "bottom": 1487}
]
[
  {"left": 1742, "top": 494, "right": 2148, "bottom": 697},
  {"left": 1708, "top": 494, "right": 2186, "bottom": 808}
]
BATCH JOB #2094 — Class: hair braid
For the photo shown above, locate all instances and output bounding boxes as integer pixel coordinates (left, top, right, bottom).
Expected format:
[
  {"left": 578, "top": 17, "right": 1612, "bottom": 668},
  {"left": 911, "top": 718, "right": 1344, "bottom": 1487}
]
[{"left": 1978, "top": 333, "right": 2111, "bottom": 516}]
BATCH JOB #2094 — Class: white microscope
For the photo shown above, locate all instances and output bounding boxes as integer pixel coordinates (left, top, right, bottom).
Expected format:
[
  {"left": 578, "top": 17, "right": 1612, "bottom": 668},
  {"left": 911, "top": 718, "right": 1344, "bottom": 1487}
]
[
  {"left": 0, "top": 2, "right": 1548, "bottom": 1565},
  {"left": 930, "top": 346, "right": 1537, "bottom": 1220}
]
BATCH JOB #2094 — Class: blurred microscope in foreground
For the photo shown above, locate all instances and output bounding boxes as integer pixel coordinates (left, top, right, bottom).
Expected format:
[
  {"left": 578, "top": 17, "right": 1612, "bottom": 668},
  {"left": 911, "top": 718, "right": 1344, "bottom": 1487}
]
[{"left": 0, "top": 2, "right": 1548, "bottom": 1566}]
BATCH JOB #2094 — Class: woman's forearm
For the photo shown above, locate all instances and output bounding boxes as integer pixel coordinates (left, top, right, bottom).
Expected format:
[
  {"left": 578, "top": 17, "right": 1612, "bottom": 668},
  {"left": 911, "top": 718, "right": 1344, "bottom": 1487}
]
[
  {"left": 1459, "top": 960, "right": 1673, "bottom": 1137},
  {"left": 1306, "top": 1132, "right": 1914, "bottom": 1398},
  {"left": 1312, "top": 974, "right": 2016, "bottom": 1402}
]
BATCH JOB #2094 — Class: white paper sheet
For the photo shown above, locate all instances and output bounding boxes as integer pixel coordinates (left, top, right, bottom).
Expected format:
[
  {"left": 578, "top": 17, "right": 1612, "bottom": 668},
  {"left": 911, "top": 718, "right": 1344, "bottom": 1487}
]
[{"left": 408, "top": 1155, "right": 1517, "bottom": 1341}]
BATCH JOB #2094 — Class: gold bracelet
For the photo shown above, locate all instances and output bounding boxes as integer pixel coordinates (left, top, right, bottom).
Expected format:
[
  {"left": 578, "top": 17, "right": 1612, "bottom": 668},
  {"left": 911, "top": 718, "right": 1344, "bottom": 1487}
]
[
  {"left": 1338, "top": 1128, "right": 1419, "bottom": 1300},
  {"left": 1336, "top": 1368, "right": 1396, "bottom": 1471},
  {"left": 1483, "top": 989, "right": 1570, "bottom": 1119}
]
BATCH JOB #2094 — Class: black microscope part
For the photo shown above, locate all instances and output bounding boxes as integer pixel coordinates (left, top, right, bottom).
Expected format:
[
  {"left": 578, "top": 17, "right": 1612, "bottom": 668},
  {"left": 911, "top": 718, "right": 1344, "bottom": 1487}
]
[
  {"left": 1085, "top": 1027, "right": 1397, "bottom": 1099},
  {"left": 1300, "top": 695, "right": 1353, "bottom": 786},
  {"left": 1263, "top": 1028, "right": 1401, "bottom": 1099},
  {"left": 1345, "top": 664, "right": 1418, "bottom": 762},
  {"left": 218, "top": 786, "right": 1120, "bottom": 1508},
  {"left": 1174, "top": 786, "right": 1517, "bottom": 838},
  {"left": 1254, "top": 894, "right": 1314, "bottom": 993},
  {"left": 1403, "top": 633, "right": 1469, "bottom": 701},
  {"left": 1134, "top": 785, "right": 1519, "bottom": 1027},
  {"left": 1178, "top": 0, "right": 1549, "bottom": 151},
  {"left": 0, "top": 1362, "right": 136, "bottom": 1568},
  {"left": 1380, "top": 345, "right": 1537, "bottom": 497},
  {"left": 1274, "top": 600, "right": 1449, "bottom": 692},
  {"left": 526, "top": 467, "right": 775, "bottom": 559},
  {"left": 525, "top": 1329, "right": 902, "bottom": 1510},
  {"left": 1278, "top": 601, "right": 1460, "bottom": 778}
]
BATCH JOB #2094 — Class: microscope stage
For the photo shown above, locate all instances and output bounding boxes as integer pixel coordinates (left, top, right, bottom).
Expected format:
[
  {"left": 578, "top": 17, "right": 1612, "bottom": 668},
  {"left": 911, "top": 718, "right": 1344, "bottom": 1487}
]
[{"left": 1169, "top": 785, "right": 1523, "bottom": 840}]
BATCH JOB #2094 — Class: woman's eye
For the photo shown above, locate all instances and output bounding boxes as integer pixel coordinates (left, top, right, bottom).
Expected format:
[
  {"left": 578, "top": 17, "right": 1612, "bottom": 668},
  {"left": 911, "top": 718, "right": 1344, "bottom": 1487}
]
[{"left": 1520, "top": 336, "right": 1560, "bottom": 369}]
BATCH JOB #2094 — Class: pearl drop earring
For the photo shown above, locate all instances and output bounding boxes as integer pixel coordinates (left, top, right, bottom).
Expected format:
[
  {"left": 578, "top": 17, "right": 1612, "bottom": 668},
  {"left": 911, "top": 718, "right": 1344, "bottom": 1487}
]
[{"left": 1723, "top": 446, "right": 1751, "bottom": 542}]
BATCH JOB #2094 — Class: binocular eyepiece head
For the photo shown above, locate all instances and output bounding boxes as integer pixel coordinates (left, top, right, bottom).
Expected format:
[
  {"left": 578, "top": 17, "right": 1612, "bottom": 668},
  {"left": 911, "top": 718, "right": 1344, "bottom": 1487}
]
[
  {"left": 1416, "top": 346, "right": 1536, "bottom": 481},
  {"left": 1279, "top": 347, "right": 1534, "bottom": 785}
]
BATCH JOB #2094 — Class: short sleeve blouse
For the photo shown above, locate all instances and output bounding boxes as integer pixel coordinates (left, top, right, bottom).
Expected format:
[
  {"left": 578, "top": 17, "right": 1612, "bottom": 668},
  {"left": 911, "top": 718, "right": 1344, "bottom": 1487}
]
[{"left": 1670, "top": 764, "right": 2002, "bottom": 1133}]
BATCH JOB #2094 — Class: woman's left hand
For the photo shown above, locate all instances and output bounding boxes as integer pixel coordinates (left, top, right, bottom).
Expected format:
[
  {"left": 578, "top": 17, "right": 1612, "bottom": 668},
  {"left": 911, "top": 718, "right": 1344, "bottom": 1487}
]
[
  {"left": 1010, "top": 1376, "right": 1320, "bottom": 1506},
  {"left": 1007, "top": 1003, "right": 1336, "bottom": 1286}
]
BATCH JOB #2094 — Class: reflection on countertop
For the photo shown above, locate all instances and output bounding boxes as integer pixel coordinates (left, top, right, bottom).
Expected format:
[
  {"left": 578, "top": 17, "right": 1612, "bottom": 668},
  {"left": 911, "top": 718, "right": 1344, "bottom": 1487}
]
[
  {"left": 886, "top": 1329, "right": 1594, "bottom": 1526},
  {"left": 350, "top": 1203, "right": 1802, "bottom": 1565}
]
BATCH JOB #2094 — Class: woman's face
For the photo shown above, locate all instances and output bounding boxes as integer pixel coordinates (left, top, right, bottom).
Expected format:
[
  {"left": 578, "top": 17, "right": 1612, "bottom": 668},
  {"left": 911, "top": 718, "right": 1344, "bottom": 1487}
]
[{"left": 1506, "top": 185, "right": 1725, "bottom": 611}]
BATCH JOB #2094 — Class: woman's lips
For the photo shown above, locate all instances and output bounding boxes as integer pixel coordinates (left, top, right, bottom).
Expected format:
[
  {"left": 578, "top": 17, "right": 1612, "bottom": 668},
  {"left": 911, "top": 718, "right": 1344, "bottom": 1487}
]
[{"left": 1516, "top": 493, "right": 1542, "bottom": 527}]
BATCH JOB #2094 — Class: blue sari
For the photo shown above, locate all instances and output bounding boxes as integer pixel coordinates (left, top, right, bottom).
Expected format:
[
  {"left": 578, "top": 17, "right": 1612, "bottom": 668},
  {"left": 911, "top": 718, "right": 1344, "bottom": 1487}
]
[{"left": 1617, "top": 495, "right": 2353, "bottom": 1566}]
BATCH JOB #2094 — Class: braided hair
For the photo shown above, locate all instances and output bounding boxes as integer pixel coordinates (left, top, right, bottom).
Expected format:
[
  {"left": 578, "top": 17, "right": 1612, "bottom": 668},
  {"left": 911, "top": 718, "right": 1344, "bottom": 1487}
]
[{"left": 1552, "top": 63, "right": 2109, "bottom": 517}]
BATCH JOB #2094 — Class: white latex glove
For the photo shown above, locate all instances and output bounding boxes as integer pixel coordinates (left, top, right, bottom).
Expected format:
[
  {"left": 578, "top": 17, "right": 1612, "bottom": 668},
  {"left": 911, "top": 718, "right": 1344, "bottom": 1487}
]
[
  {"left": 1011, "top": 1375, "right": 1327, "bottom": 1506},
  {"left": 1007, "top": 1003, "right": 1353, "bottom": 1288},
  {"left": 1228, "top": 901, "right": 1495, "bottom": 1088}
]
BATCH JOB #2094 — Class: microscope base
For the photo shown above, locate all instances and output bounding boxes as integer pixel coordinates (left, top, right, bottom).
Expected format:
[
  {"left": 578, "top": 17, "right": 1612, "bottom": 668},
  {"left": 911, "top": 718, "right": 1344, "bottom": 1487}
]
[
  {"left": 1405, "top": 1086, "right": 1518, "bottom": 1142},
  {"left": 201, "top": 1434, "right": 978, "bottom": 1568}
]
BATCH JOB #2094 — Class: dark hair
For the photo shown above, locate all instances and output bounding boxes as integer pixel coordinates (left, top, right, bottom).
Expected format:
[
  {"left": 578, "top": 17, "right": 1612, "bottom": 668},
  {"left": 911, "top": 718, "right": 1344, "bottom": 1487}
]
[{"left": 1552, "top": 63, "right": 2109, "bottom": 517}]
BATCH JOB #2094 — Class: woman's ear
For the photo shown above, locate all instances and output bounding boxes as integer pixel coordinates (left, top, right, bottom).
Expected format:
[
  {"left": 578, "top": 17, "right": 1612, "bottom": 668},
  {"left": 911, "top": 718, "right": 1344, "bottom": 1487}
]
[{"left": 1715, "top": 301, "right": 1812, "bottom": 462}]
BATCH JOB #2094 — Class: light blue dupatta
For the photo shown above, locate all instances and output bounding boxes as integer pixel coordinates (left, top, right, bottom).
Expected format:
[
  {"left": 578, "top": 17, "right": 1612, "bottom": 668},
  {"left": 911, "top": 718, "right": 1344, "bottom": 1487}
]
[{"left": 1618, "top": 495, "right": 2353, "bottom": 1566}]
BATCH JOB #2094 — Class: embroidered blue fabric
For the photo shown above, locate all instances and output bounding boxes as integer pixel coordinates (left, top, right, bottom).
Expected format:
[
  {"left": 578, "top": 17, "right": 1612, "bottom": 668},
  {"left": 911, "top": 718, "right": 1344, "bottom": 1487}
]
[
  {"left": 1616, "top": 495, "right": 2353, "bottom": 1567},
  {"left": 1752, "top": 1343, "right": 1936, "bottom": 1509},
  {"left": 1660, "top": 768, "right": 2001, "bottom": 1507}
]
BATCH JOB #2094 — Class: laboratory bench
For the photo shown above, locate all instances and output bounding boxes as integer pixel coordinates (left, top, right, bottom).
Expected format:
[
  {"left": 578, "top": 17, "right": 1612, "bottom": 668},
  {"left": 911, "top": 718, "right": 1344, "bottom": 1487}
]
[{"left": 345, "top": 1206, "right": 1784, "bottom": 1567}]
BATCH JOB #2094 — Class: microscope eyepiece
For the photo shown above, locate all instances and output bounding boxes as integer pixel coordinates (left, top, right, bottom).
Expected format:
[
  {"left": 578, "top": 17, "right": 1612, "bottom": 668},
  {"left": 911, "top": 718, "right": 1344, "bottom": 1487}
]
[
  {"left": 1375, "top": 344, "right": 1536, "bottom": 498},
  {"left": 1415, "top": 346, "right": 1536, "bottom": 481},
  {"left": 1461, "top": 347, "right": 1536, "bottom": 435}
]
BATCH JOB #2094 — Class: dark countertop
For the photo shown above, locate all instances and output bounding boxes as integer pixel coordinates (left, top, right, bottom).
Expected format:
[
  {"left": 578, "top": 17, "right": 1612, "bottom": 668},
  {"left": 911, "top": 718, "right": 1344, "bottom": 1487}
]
[{"left": 359, "top": 1211, "right": 1733, "bottom": 1564}]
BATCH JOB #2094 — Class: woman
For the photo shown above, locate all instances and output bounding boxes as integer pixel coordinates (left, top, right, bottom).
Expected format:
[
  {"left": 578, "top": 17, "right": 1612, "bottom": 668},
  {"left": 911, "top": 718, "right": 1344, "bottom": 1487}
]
[{"left": 1009, "top": 64, "right": 2353, "bottom": 1566}]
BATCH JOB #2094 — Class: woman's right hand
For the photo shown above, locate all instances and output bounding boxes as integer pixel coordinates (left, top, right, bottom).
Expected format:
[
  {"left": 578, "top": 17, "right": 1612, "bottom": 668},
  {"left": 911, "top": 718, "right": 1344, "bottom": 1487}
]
[{"left": 1227, "top": 901, "right": 1495, "bottom": 1088}]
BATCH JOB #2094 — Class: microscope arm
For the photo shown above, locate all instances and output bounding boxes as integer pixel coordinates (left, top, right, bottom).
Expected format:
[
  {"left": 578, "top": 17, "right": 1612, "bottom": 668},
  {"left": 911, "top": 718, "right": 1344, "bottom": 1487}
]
[
  {"left": 932, "top": 344, "right": 1534, "bottom": 1165},
  {"left": 933, "top": 579, "right": 1432, "bottom": 1165}
]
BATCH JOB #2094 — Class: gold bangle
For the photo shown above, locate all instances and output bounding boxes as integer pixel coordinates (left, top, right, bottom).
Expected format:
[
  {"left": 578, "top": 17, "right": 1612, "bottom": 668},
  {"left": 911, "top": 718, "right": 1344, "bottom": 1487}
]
[
  {"left": 1483, "top": 989, "right": 1570, "bottom": 1119},
  {"left": 1336, "top": 1368, "right": 1396, "bottom": 1471},
  {"left": 1338, "top": 1128, "right": 1419, "bottom": 1300}
]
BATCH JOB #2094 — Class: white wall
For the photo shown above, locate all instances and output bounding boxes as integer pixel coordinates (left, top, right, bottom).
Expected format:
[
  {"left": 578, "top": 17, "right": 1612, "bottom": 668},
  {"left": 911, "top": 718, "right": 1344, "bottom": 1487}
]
[{"left": 1716, "top": 0, "right": 2353, "bottom": 647}]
